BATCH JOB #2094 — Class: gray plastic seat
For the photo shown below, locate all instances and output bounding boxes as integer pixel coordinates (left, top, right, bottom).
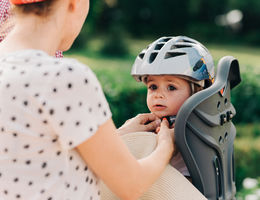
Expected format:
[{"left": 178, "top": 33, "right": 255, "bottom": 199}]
[{"left": 175, "top": 56, "right": 241, "bottom": 200}]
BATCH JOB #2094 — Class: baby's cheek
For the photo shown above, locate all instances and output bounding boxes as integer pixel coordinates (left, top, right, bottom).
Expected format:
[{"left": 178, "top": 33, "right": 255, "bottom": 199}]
[
  {"left": 146, "top": 96, "right": 153, "bottom": 111},
  {"left": 169, "top": 97, "right": 188, "bottom": 114},
  {"left": 175, "top": 105, "right": 183, "bottom": 114},
  {"left": 177, "top": 97, "right": 190, "bottom": 112}
]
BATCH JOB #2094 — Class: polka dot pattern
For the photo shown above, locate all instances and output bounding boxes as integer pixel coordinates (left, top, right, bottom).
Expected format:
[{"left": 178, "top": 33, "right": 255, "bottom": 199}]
[{"left": 0, "top": 49, "right": 111, "bottom": 200}]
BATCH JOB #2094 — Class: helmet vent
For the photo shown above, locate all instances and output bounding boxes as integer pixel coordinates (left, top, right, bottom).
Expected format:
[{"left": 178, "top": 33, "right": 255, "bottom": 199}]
[
  {"left": 138, "top": 49, "right": 147, "bottom": 59},
  {"left": 149, "top": 52, "right": 158, "bottom": 63},
  {"left": 159, "top": 37, "right": 172, "bottom": 42},
  {"left": 171, "top": 44, "right": 192, "bottom": 49},
  {"left": 155, "top": 43, "right": 165, "bottom": 50},
  {"left": 178, "top": 39, "right": 196, "bottom": 44},
  {"left": 138, "top": 53, "right": 145, "bottom": 59},
  {"left": 165, "top": 52, "right": 186, "bottom": 59}
]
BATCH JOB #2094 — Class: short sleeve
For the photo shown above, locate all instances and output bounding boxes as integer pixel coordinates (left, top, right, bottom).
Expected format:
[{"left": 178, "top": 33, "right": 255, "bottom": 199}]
[{"left": 40, "top": 60, "right": 112, "bottom": 150}]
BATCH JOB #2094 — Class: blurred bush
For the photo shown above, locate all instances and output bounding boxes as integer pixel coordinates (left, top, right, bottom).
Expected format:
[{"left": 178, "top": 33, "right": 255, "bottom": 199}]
[
  {"left": 236, "top": 124, "right": 260, "bottom": 138},
  {"left": 234, "top": 137, "right": 260, "bottom": 190},
  {"left": 231, "top": 67, "right": 260, "bottom": 123},
  {"left": 100, "top": 25, "right": 129, "bottom": 57},
  {"left": 236, "top": 177, "right": 260, "bottom": 199},
  {"left": 105, "top": 87, "right": 149, "bottom": 127},
  {"left": 76, "top": 0, "right": 260, "bottom": 47}
]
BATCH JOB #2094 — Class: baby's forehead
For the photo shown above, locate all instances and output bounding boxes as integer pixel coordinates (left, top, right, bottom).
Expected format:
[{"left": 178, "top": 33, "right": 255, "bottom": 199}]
[{"left": 145, "top": 75, "right": 186, "bottom": 83}]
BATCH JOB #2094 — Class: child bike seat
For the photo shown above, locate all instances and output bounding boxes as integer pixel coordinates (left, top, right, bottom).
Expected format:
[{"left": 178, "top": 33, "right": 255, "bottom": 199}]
[{"left": 175, "top": 56, "right": 241, "bottom": 200}]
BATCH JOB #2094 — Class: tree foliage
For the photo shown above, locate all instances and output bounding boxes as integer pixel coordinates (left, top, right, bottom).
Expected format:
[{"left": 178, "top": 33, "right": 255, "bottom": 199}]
[{"left": 81, "top": 0, "right": 260, "bottom": 45}]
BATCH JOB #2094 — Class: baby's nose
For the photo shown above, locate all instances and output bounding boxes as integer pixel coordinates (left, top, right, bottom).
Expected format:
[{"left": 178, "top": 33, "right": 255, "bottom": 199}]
[{"left": 154, "top": 91, "right": 164, "bottom": 98}]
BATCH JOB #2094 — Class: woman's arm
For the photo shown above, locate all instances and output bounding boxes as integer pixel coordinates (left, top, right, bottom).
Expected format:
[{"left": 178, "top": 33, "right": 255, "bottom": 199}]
[{"left": 76, "top": 118, "right": 174, "bottom": 200}]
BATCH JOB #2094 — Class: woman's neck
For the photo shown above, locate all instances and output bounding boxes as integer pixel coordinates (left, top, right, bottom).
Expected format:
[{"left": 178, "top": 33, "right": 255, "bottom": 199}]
[{"left": 0, "top": 12, "right": 65, "bottom": 56}]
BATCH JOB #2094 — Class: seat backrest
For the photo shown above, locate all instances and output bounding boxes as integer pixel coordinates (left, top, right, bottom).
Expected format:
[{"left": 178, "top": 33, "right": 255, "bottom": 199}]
[{"left": 175, "top": 56, "right": 241, "bottom": 200}]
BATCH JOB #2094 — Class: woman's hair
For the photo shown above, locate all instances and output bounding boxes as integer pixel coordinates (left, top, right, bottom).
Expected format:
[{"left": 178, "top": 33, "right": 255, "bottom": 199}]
[
  {"left": 13, "top": 0, "right": 56, "bottom": 17},
  {"left": 0, "top": 1, "right": 14, "bottom": 42}
]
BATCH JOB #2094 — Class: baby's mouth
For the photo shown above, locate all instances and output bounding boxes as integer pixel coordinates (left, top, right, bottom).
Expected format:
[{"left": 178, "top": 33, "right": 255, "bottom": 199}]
[
  {"left": 154, "top": 104, "right": 165, "bottom": 107},
  {"left": 153, "top": 104, "right": 167, "bottom": 110}
]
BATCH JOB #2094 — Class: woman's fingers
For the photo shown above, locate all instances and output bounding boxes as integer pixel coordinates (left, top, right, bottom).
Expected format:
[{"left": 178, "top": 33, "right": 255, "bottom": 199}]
[
  {"left": 138, "top": 113, "right": 158, "bottom": 124},
  {"left": 155, "top": 126, "right": 160, "bottom": 134},
  {"left": 117, "top": 113, "right": 160, "bottom": 134},
  {"left": 156, "top": 119, "right": 175, "bottom": 160},
  {"left": 160, "top": 117, "right": 169, "bottom": 128},
  {"left": 144, "top": 119, "right": 161, "bottom": 132},
  {"left": 159, "top": 118, "right": 175, "bottom": 143}
]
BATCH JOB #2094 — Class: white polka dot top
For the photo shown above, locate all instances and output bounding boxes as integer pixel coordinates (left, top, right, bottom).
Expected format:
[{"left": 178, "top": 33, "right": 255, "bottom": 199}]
[{"left": 0, "top": 49, "right": 112, "bottom": 200}]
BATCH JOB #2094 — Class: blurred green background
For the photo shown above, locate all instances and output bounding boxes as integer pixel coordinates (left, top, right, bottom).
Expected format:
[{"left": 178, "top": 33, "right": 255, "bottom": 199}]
[{"left": 65, "top": 0, "right": 260, "bottom": 198}]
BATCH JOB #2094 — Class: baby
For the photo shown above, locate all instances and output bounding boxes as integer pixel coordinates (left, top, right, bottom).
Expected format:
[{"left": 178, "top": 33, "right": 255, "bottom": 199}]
[{"left": 131, "top": 36, "right": 215, "bottom": 177}]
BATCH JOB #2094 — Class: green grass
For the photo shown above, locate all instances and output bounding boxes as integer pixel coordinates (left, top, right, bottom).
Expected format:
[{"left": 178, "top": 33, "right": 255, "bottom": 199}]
[
  {"left": 207, "top": 44, "right": 260, "bottom": 74},
  {"left": 69, "top": 53, "right": 143, "bottom": 94},
  {"left": 236, "top": 123, "right": 260, "bottom": 138}
]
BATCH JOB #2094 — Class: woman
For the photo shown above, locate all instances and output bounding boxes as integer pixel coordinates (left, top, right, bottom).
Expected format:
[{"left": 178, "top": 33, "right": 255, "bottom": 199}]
[{"left": 0, "top": 0, "right": 174, "bottom": 199}]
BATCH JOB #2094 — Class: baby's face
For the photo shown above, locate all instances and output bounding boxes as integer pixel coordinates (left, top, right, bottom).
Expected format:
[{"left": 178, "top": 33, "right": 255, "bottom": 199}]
[{"left": 146, "top": 75, "right": 191, "bottom": 118}]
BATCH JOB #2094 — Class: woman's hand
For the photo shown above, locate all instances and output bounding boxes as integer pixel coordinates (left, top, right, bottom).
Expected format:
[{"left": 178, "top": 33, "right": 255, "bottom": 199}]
[
  {"left": 156, "top": 118, "right": 175, "bottom": 161},
  {"left": 117, "top": 113, "right": 161, "bottom": 135},
  {"left": 155, "top": 121, "right": 175, "bottom": 134}
]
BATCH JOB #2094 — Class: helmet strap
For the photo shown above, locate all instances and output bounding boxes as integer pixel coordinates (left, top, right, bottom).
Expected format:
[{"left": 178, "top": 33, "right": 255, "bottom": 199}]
[
  {"left": 190, "top": 82, "right": 204, "bottom": 95},
  {"left": 190, "top": 82, "right": 195, "bottom": 95}
]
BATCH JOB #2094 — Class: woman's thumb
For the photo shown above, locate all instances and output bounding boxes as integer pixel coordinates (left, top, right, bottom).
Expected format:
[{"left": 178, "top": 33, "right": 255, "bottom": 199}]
[{"left": 161, "top": 117, "right": 169, "bottom": 128}]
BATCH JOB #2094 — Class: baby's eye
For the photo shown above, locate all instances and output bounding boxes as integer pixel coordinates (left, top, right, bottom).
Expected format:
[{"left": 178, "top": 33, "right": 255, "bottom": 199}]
[
  {"left": 148, "top": 84, "right": 157, "bottom": 90},
  {"left": 168, "top": 85, "right": 176, "bottom": 91}
]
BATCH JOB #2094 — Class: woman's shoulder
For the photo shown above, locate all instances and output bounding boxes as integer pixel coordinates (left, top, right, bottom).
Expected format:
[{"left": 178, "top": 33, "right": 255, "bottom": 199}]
[
  {"left": 1, "top": 49, "right": 90, "bottom": 69},
  {"left": 1, "top": 48, "right": 100, "bottom": 86},
  {"left": 55, "top": 54, "right": 99, "bottom": 83},
  {"left": 57, "top": 55, "right": 92, "bottom": 72},
  {"left": 5, "top": 49, "right": 96, "bottom": 78}
]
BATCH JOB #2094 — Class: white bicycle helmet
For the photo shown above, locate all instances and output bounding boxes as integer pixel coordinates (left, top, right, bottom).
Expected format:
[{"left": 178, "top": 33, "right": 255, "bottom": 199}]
[{"left": 131, "top": 36, "right": 215, "bottom": 88}]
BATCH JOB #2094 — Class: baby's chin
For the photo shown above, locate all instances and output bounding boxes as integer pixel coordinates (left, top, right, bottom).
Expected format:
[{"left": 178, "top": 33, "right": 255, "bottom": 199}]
[{"left": 152, "top": 111, "right": 174, "bottom": 119}]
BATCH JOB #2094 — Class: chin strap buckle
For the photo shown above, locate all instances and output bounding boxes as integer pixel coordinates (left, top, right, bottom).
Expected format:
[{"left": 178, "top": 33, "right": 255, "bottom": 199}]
[{"left": 162, "top": 115, "right": 176, "bottom": 126}]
